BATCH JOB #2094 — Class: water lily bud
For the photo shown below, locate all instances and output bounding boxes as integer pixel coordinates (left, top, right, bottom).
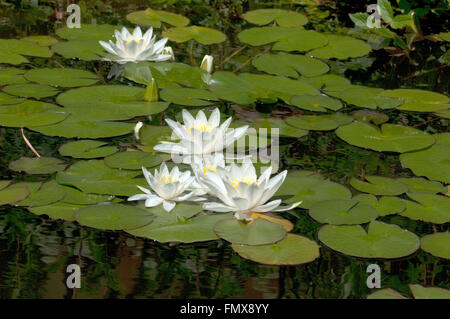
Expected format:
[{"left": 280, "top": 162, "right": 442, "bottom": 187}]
[
  {"left": 200, "top": 55, "right": 214, "bottom": 74},
  {"left": 144, "top": 78, "right": 158, "bottom": 102},
  {"left": 162, "top": 46, "right": 175, "bottom": 61},
  {"left": 134, "top": 121, "right": 143, "bottom": 140}
]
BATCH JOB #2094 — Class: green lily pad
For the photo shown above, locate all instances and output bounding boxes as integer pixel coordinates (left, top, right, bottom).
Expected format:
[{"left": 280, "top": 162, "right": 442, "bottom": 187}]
[
  {"left": 318, "top": 221, "right": 420, "bottom": 258},
  {"left": 104, "top": 151, "right": 163, "bottom": 170},
  {"left": 74, "top": 203, "right": 154, "bottom": 230},
  {"left": 214, "top": 218, "right": 286, "bottom": 246},
  {"left": 336, "top": 121, "right": 435, "bottom": 153},
  {"left": 126, "top": 9, "right": 189, "bottom": 28},
  {"left": 15, "top": 180, "right": 66, "bottom": 207},
  {"left": 0, "top": 186, "right": 29, "bottom": 206},
  {"left": 252, "top": 52, "right": 329, "bottom": 78},
  {"left": 289, "top": 94, "right": 343, "bottom": 112},
  {"left": 163, "top": 26, "right": 226, "bottom": 44},
  {"left": 301, "top": 74, "right": 351, "bottom": 89},
  {"left": 328, "top": 85, "right": 403, "bottom": 109},
  {"left": 9, "top": 157, "right": 66, "bottom": 175},
  {"left": 397, "top": 177, "right": 446, "bottom": 194},
  {"left": 160, "top": 88, "right": 218, "bottom": 106},
  {"left": 128, "top": 212, "right": 231, "bottom": 243},
  {"left": 434, "top": 108, "right": 450, "bottom": 119},
  {"left": 139, "top": 124, "right": 173, "bottom": 148},
  {"left": 0, "top": 181, "right": 11, "bottom": 191},
  {"left": 59, "top": 140, "right": 118, "bottom": 159},
  {"left": 61, "top": 186, "right": 112, "bottom": 205},
  {"left": 285, "top": 115, "right": 339, "bottom": 131},
  {"left": 0, "top": 100, "right": 68, "bottom": 127},
  {"left": 367, "top": 288, "right": 408, "bottom": 299},
  {"left": 309, "top": 34, "right": 371, "bottom": 60},
  {"left": 243, "top": 9, "right": 308, "bottom": 27},
  {"left": 400, "top": 193, "right": 450, "bottom": 224},
  {"left": 409, "top": 284, "right": 450, "bottom": 299},
  {"left": 249, "top": 118, "right": 308, "bottom": 138},
  {"left": 238, "top": 27, "right": 328, "bottom": 52},
  {"left": 378, "top": 89, "right": 449, "bottom": 112},
  {"left": 27, "top": 202, "right": 85, "bottom": 221},
  {"left": 421, "top": 232, "right": 450, "bottom": 259},
  {"left": 354, "top": 194, "right": 406, "bottom": 216},
  {"left": 52, "top": 40, "right": 106, "bottom": 61},
  {"left": 353, "top": 109, "right": 389, "bottom": 125},
  {"left": 56, "top": 24, "right": 120, "bottom": 41},
  {"left": 3, "top": 84, "right": 59, "bottom": 98},
  {"left": 277, "top": 176, "right": 352, "bottom": 209},
  {"left": 0, "top": 92, "right": 25, "bottom": 105},
  {"left": 56, "top": 160, "right": 146, "bottom": 196},
  {"left": 232, "top": 234, "right": 320, "bottom": 265},
  {"left": 0, "top": 39, "right": 53, "bottom": 65},
  {"left": 350, "top": 176, "right": 408, "bottom": 195},
  {"left": 22, "top": 35, "right": 58, "bottom": 47},
  {"left": 24, "top": 68, "right": 99, "bottom": 87},
  {"left": 309, "top": 199, "right": 378, "bottom": 225},
  {"left": 29, "top": 115, "right": 135, "bottom": 139},
  {"left": 7, "top": 181, "right": 42, "bottom": 193},
  {"left": 56, "top": 85, "right": 169, "bottom": 121},
  {"left": 0, "top": 68, "right": 28, "bottom": 85}
]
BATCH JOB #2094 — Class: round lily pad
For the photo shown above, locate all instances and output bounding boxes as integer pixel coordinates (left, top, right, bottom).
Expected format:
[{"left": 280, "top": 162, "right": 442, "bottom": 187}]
[
  {"left": 0, "top": 186, "right": 29, "bottom": 206},
  {"left": 309, "top": 34, "right": 371, "bottom": 60},
  {"left": 354, "top": 194, "right": 406, "bottom": 216},
  {"left": 318, "top": 221, "right": 420, "bottom": 258},
  {"left": 336, "top": 121, "right": 435, "bottom": 153},
  {"left": 409, "top": 284, "right": 450, "bottom": 299},
  {"left": 0, "top": 68, "right": 28, "bottom": 85},
  {"left": 160, "top": 88, "right": 218, "bottom": 106},
  {"left": 0, "top": 100, "right": 69, "bottom": 127},
  {"left": 400, "top": 193, "right": 450, "bottom": 224},
  {"left": 7, "top": 181, "right": 42, "bottom": 193},
  {"left": 74, "top": 203, "right": 154, "bottom": 230},
  {"left": 353, "top": 110, "right": 389, "bottom": 125},
  {"left": 104, "top": 151, "right": 162, "bottom": 170},
  {"left": 0, "top": 181, "right": 11, "bottom": 191},
  {"left": 350, "top": 176, "right": 408, "bottom": 195},
  {"left": 59, "top": 140, "right": 118, "bottom": 159},
  {"left": 56, "top": 24, "right": 120, "bottom": 41},
  {"left": 52, "top": 40, "right": 106, "bottom": 61},
  {"left": 22, "top": 35, "right": 58, "bottom": 47},
  {"left": 285, "top": 115, "right": 339, "bottom": 131},
  {"left": 163, "top": 26, "right": 226, "bottom": 44},
  {"left": 0, "top": 39, "right": 53, "bottom": 65},
  {"left": 24, "top": 68, "right": 99, "bottom": 87},
  {"left": 232, "top": 234, "right": 320, "bottom": 265},
  {"left": 15, "top": 180, "right": 66, "bottom": 207},
  {"left": 243, "top": 9, "right": 308, "bottom": 27},
  {"left": 309, "top": 199, "right": 378, "bottom": 225},
  {"left": 9, "top": 156, "right": 66, "bottom": 175},
  {"left": 61, "top": 186, "right": 112, "bottom": 205},
  {"left": 250, "top": 118, "right": 308, "bottom": 138},
  {"left": 290, "top": 94, "right": 343, "bottom": 112},
  {"left": 28, "top": 202, "right": 85, "bottom": 221},
  {"left": 139, "top": 124, "right": 173, "bottom": 148},
  {"left": 367, "top": 288, "right": 408, "bottom": 299},
  {"left": 126, "top": 9, "right": 189, "bottom": 28},
  {"left": 56, "top": 85, "right": 169, "bottom": 120},
  {"left": 379, "top": 89, "right": 449, "bottom": 112},
  {"left": 213, "top": 218, "right": 286, "bottom": 246},
  {"left": 252, "top": 53, "right": 329, "bottom": 78},
  {"left": 397, "top": 177, "right": 446, "bottom": 194},
  {"left": 329, "top": 85, "right": 402, "bottom": 110},
  {"left": 421, "top": 232, "right": 450, "bottom": 259},
  {"left": 3, "top": 84, "right": 59, "bottom": 98},
  {"left": 0, "top": 92, "right": 25, "bottom": 105}
]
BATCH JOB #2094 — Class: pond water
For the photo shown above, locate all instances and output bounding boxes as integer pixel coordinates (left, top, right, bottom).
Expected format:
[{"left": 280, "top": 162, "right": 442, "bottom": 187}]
[{"left": 0, "top": 1, "right": 449, "bottom": 299}]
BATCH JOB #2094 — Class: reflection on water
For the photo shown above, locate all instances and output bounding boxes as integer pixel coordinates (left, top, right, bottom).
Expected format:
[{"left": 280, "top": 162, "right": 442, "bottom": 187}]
[{"left": 1, "top": 207, "right": 447, "bottom": 299}]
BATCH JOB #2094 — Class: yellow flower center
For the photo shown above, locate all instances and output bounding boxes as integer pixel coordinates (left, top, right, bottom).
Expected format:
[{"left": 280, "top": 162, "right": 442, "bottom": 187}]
[
  {"left": 126, "top": 38, "right": 141, "bottom": 43},
  {"left": 202, "top": 165, "right": 217, "bottom": 174},
  {"left": 160, "top": 175, "right": 177, "bottom": 184},
  {"left": 189, "top": 124, "right": 213, "bottom": 132},
  {"left": 231, "top": 177, "right": 258, "bottom": 189}
]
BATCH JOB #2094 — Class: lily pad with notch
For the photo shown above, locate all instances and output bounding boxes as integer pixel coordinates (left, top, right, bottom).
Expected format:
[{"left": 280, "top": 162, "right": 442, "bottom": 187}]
[
  {"left": 126, "top": 9, "right": 189, "bottom": 28},
  {"left": 104, "top": 151, "right": 163, "bottom": 170},
  {"left": 0, "top": 100, "right": 68, "bottom": 127},
  {"left": 354, "top": 194, "right": 406, "bottom": 217},
  {"left": 421, "top": 232, "right": 450, "bottom": 260},
  {"left": 163, "top": 26, "right": 226, "bottom": 44},
  {"left": 28, "top": 202, "right": 85, "bottom": 221},
  {"left": 350, "top": 176, "right": 408, "bottom": 196},
  {"left": 160, "top": 88, "right": 218, "bottom": 106},
  {"left": 3, "top": 84, "right": 59, "bottom": 98},
  {"left": 59, "top": 140, "right": 118, "bottom": 159},
  {"left": 24, "top": 68, "right": 99, "bottom": 88},
  {"left": 243, "top": 9, "right": 308, "bottom": 27},
  {"left": 9, "top": 157, "right": 66, "bottom": 175},
  {"left": 400, "top": 193, "right": 450, "bottom": 224},
  {"left": 289, "top": 94, "right": 343, "bottom": 112},
  {"left": 309, "top": 199, "right": 378, "bottom": 225}
]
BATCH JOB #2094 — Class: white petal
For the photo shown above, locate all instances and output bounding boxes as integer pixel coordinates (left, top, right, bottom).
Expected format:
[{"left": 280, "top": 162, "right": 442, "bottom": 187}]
[
  {"left": 203, "top": 202, "right": 234, "bottom": 212},
  {"left": 253, "top": 199, "right": 282, "bottom": 213},
  {"left": 145, "top": 196, "right": 164, "bottom": 207},
  {"left": 271, "top": 201, "right": 302, "bottom": 212},
  {"left": 128, "top": 194, "right": 149, "bottom": 201},
  {"left": 163, "top": 200, "right": 176, "bottom": 212},
  {"left": 208, "top": 108, "right": 220, "bottom": 127}
]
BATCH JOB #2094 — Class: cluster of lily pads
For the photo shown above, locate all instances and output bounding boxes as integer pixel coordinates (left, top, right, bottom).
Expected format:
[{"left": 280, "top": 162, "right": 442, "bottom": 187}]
[{"left": 0, "top": 7, "right": 449, "bottom": 296}]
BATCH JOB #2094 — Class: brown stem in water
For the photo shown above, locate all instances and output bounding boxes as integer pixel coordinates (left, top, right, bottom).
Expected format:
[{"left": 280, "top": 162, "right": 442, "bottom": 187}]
[{"left": 21, "top": 127, "right": 41, "bottom": 158}]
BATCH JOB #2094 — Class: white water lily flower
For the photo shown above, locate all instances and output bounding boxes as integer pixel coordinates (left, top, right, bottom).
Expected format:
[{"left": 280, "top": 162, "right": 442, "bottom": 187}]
[
  {"left": 199, "top": 158, "right": 301, "bottom": 220},
  {"left": 99, "top": 26, "right": 172, "bottom": 64},
  {"left": 154, "top": 108, "right": 248, "bottom": 163},
  {"left": 134, "top": 121, "right": 143, "bottom": 140},
  {"left": 162, "top": 46, "right": 175, "bottom": 61},
  {"left": 200, "top": 55, "right": 214, "bottom": 74},
  {"left": 190, "top": 153, "right": 226, "bottom": 195},
  {"left": 128, "top": 162, "right": 205, "bottom": 212}
]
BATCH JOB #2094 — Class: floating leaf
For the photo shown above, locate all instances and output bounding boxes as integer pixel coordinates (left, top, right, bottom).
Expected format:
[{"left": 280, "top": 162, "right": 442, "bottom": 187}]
[
  {"left": 0, "top": 92, "right": 25, "bottom": 105},
  {"left": 243, "top": 9, "right": 308, "bottom": 27},
  {"left": 15, "top": 180, "right": 66, "bottom": 207},
  {"left": 0, "top": 187, "right": 29, "bottom": 206},
  {"left": 327, "top": 85, "right": 402, "bottom": 109},
  {"left": 350, "top": 176, "right": 408, "bottom": 195},
  {"left": 22, "top": 35, "right": 58, "bottom": 47},
  {"left": 3, "top": 84, "right": 59, "bottom": 98},
  {"left": 28, "top": 202, "right": 84, "bottom": 221},
  {"left": 400, "top": 193, "right": 450, "bottom": 224},
  {"left": 9, "top": 157, "right": 66, "bottom": 175},
  {"left": 7, "top": 181, "right": 42, "bottom": 193},
  {"left": 379, "top": 89, "right": 449, "bottom": 112},
  {"left": 74, "top": 203, "right": 154, "bottom": 230},
  {"left": 285, "top": 115, "right": 339, "bottom": 131},
  {"left": 160, "top": 88, "right": 218, "bottom": 106},
  {"left": 0, "top": 68, "right": 28, "bottom": 85},
  {"left": 309, "top": 34, "right": 371, "bottom": 59},
  {"left": 421, "top": 232, "right": 450, "bottom": 259},
  {"left": 336, "top": 121, "right": 435, "bottom": 153},
  {"left": 0, "top": 39, "right": 53, "bottom": 65},
  {"left": 353, "top": 109, "right": 389, "bottom": 125},
  {"left": 104, "top": 151, "right": 162, "bottom": 170},
  {"left": 24, "top": 68, "right": 99, "bottom": 87},
  {"left": 214, "top": 218, "right": 286, "bottom": 245},
  {"left": 56, "top": 24, "right": 120, "bottom": 41},
  {"left": 232, "top": 234, "right": 320, "bottom": 265},
  {"left": 367, "top": 288, "right": 408, "bottom": 299},
  {"left": 59, "top": 140, "right": 118, "bottom": 159},
  {"left": 249, "top": 118, "right": 308, "bottom": 138},
  {"left": 318, "top": 221, "right": 420, "bottom": 258},
  {"left": 61, "top": 186, "right": 112, "bottom": 205},
  {"left": 409, "top": 285, "right": 450, "bottom": 299},
  {"left": 139, "top": 124, "right": 173, "bottom": 148},
  {"left": 309, "top": 199, "right": 378, "bottom": 225},
  {"left": 289, "top": 94, "right": 343, "bottom": 112},
  {"left": 397, "top": 177, "right": 446, "bottom": 194},
  {"left": 56, "top": 85, "right": 168, "bottom": 120},
  {"left": 252, "top": 52, "right": 328, "bottom": 78},
  {"left": 0, "top": 100, "right": 68, "bottom": 127},
  {"left": 0, "top": 181, "right": 11, "bottom": 191},
  {"left": 126, "top": 9, "right": 189, "bottom": 27},
  {"left": 163, "top": 26, "right": 226, "bottom": 44},
  {"left": 52, "top": 40, "right": 106, "bottom": 61},
  {"left": 301, "top": 74, "right": 351, "bottom": 89},
  {"left": 354, "top": 194, "right": 406, "bottom": 216}
]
